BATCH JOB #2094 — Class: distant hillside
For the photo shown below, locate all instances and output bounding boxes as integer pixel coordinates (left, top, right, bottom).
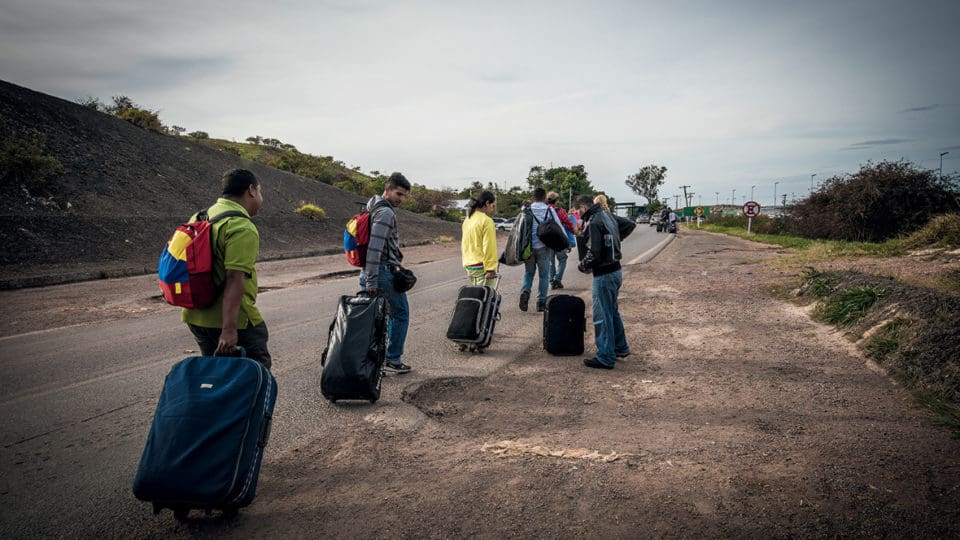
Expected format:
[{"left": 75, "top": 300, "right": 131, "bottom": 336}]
[{"left": 0, "top": 80, "right": 461, "bottom": 287}]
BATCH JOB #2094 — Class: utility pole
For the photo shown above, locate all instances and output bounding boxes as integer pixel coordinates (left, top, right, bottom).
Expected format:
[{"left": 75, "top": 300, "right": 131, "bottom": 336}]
[
  {"left": 679, "top": 185, "right": 691, "bottom": 209},
  {"left": 781, "top": 194, "right": 787, "bottom": 207},
  {"left": 810, "top": 173, "right": 816, "bottom": 192},
  {"left": 750, "top": 185, "right": 756, "bottom": 201},
  {"left": 715, "top": 192, "right": 720, "bottom": 205},
  {"left": 674, "top": 194, "right": 680, "bottom": 209},
  {"left": 941, "top": 151, "right": 950, "bottom": 180},
  {"left": 731, "top": 188, "right": 736, "bottom": 206},
  {"left": 773, "top": 181, "right": 779, "bottom": 209}
]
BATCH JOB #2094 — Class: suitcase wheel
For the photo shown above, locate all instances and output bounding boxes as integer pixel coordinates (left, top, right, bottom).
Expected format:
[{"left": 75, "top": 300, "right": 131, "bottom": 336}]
[
  {"left": 369, "top": 398, "right": 377, "bottom": 404},
  {"left": 457, "top": 344, "right": 468, "bottom": 352}
]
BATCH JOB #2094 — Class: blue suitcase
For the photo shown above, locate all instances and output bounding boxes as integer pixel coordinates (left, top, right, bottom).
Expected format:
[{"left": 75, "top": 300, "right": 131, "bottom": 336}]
[{"left": 132, "top": 352, "right": 277, "bottom": 519}]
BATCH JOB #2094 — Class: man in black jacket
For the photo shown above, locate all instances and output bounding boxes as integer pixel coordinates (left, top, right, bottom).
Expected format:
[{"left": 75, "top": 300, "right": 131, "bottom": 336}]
[{"left": 573, "top": 195, "right": 631, "bottom": 369}]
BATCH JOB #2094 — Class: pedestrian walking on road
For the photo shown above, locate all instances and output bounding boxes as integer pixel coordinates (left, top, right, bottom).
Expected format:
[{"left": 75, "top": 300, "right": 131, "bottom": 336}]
[
  {"left": 545, "top": 191, "right": 576, "bottom": 290},
  {"left": 461, "top": 190, "right": 499, "bottom": 286},
  {"left": 182, "top": 168, "right": 272, "bottom": 369},
  {"left": 360, "top": 172, "right": 413, "bottom": 374},
  {"left": 573, "top": 194, "right": 630, "bottom": 369},
  {"left": 519, "top": 188, "right": 560, "bottom": 312}
]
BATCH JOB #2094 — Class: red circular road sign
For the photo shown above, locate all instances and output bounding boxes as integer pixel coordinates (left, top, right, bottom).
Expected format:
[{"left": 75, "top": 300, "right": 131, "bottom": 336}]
[{"left": 742, "top": 201, "right": 761, "bottom": 218}]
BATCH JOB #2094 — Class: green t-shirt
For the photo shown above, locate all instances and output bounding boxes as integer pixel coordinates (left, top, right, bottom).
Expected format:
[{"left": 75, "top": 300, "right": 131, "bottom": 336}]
[{"left": 181, "top": 198, "right": 263, "bottom": 329}]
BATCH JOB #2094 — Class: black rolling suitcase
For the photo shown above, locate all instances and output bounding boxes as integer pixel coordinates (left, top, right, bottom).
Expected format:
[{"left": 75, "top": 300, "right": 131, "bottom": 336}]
[
  {"left": 321, "top": 293, "right": 387, "bottom": 403},
  {"left": 543, "top": 294, "right": 586, "bottom": 356},
  {"left": 133, "top": 350, "right": 277, "bottom": 520},
  {"left": 447, "top": 278, "right": 501, "bottom": 353}
]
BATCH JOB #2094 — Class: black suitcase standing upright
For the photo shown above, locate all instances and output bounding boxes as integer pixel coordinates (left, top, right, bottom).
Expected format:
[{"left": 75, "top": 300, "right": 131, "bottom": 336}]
[
  {"left": 543, "top": 294, "right": 586, "bottom": 356},
  {"left": 446, "top": 277, "right": 501, "bottom": 353},
  {"left": 321, "top": 293, "right": 388, "bottom": 403},
  {"left": 133, "top": 350, "right": 277, "bottom": 520}
]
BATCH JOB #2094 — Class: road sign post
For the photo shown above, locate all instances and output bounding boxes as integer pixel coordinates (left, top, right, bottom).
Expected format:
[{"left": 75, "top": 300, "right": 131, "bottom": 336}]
[
  {"left": 694, "top": 206, "right": 704, "bottom": 228},
  {"left": 741, "top": 201, "right": 761, "bottom": 234}
]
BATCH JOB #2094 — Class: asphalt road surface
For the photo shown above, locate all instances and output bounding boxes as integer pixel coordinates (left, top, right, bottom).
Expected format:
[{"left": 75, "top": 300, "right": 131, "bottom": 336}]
[{"left": 0, "top": 226, "right": 670, "bottom": 537}]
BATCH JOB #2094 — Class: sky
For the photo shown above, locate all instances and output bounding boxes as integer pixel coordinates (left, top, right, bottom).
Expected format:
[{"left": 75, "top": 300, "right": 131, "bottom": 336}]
[{"left": 2, "top": 0, "right": 958, "bottom": 207}]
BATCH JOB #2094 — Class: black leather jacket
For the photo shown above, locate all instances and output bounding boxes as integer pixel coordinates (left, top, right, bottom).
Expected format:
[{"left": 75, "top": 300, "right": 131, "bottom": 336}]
[{"left": 578, "top": 204, "right": 622, "bottom": 276}]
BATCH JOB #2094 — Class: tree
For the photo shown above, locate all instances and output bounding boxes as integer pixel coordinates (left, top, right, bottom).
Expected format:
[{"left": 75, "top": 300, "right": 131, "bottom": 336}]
[
  {"left": 543, "top": 165, "right": 593, "bottom": 203},
  {"left": 107, "top": 95, "right": 134, "bottom": 115},
  {"left": 76, "top": 96, "right": 104, "bottom": 111},
  {"left": 245, "top": 136, "right": 261, "bottom": 145},
  {"left": 188, "top": 131, "right": 209, "bottom": 140},
  {"left": 625, "top": 164, "right": 668, "bottom": 204},
  {"left": 170, "top": 125, "right": 186, "bottom": 136},
  {"left": 526, "top": 166, "right": 545, "bottom": 190}
]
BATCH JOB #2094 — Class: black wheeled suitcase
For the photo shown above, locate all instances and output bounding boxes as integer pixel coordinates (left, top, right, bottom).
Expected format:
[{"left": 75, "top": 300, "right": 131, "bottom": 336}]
[
  {"left": 446, "top": 278, "right": 501, "bottom": 353},
  {"left": 543, "top": 294, "right": 586, "bottom": 356},
  {"left": 133, "top": 351, "right": 277, "bottom": 520},
  {"left": 656, "top": 222, "right": 664, "bottom": 232},
  {"left": 321, "top": 293, "right": 387, "bottom": 403}
]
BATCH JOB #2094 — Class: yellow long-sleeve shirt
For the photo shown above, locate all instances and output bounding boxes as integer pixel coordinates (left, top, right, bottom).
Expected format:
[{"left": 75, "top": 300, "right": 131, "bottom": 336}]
[{"left": 461, "top": 211, "right": 499, "bottom": 272}]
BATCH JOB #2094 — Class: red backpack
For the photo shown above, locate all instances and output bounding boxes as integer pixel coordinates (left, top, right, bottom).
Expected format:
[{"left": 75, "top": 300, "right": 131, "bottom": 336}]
[
  {"left": 157, "top": 209, "right": 248, "bottom": 309},
  {"left": 343, "top": 200, "right": 391, "bottom": 267}
]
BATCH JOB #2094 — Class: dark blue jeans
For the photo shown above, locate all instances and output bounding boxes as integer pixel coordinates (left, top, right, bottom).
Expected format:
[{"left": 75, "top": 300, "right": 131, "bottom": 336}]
[
  {"left": 360, "top": 264, "right": 409, "bottom": 365},
  {"left": 591, "top": 270, "right": 629, "bottom": 366}
]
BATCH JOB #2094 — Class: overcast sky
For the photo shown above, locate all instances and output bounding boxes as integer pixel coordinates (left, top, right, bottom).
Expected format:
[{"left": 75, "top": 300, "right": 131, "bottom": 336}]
[{"left": 2, "top": 0, "right": 958, "bottom": 207}]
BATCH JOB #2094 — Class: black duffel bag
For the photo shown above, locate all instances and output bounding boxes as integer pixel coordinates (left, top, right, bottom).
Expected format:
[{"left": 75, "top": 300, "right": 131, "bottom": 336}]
[
  {"left": 392, "top": 265, "right": 417, "bottom": 293},
  {"left": 536, "top": 209, "right": 570, "bottom": 252}
]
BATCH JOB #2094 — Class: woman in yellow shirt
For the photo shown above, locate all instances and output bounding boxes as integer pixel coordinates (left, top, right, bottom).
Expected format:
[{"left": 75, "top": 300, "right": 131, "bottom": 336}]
[{"left": 461, "top": 191, "right": 499, "bottom": 286}]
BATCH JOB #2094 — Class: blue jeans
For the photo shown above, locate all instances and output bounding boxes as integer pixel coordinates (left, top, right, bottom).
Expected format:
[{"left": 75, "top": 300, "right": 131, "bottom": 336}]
[
  {"left": 550, "top": 249, "right": 569, "bottom": 283},
  {"left": 521, "top": 247, "right": 554, "bottom": 302},
  {"left": 592, "top": 270, "right": 629, "bottom": 366},
  {"left": 360, "top": 264, "right": 409, "bottom": 365}
]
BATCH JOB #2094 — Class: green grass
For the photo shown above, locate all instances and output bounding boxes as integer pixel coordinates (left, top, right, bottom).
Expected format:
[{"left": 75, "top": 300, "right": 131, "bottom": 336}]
[
  {"left": 802, "top": 268, "right": 840, "bottom": 297},
  {"left": 699, "top": 223, "right": 904, "bottom": 262},
  {"left": 296, "top": 203, "right": 326, "bottom": 220},
  {"left": 817, "top": 285, "right": 884, "bottom": 326},
  {"left": 913, "top": 389, "right": 960, "bottom": 436},
  {"left": 863, "top": 317, "right": 912, "bottom": 360}
]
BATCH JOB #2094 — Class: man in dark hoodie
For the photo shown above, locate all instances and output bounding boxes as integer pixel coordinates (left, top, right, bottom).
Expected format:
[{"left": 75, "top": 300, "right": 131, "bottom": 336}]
[
  {"left": 360, "top": 172, "right": 412, "bottom": 373},
  {"left": 573, "top": 194, "right": 631, "bottom": 369}
]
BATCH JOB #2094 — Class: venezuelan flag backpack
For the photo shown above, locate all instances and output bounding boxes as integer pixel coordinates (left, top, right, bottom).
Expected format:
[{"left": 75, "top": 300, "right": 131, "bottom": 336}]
[
  {"left": 157, "top": 209, "right": 249, "bottom": 309},
  {"left": 343, "top": 200, "right": 391, "bottom": 267}
]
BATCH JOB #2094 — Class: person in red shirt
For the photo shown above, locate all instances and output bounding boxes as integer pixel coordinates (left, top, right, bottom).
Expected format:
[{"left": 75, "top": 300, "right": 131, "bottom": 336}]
[{"left": 545, "top": 191, "right": 576, "bottom": 289}]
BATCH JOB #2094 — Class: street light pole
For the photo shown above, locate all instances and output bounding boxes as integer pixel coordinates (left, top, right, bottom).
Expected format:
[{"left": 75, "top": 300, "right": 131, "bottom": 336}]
[
  {"left": 774, "top": 181, "right": 779, "bottom": 209},
  {"left": 731, "top": 188, "right": 736, "bottom": 205},
  {"left": 941, "top": 151, "right": 950, "bottom": 180},
  {"left": 715, "top": 192, "right": 720, "bottom": 205},
  {"left": 750, "top": 185, "right": 756, "bottom": 201},
  {"left": 810, "top": 173, "right": 816, "bottom": 192}
]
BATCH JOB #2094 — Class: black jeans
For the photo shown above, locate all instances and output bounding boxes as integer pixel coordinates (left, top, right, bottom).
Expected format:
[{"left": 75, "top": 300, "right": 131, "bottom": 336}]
[{"left": 187, "top": 322, "right": 272, "bottom": 370}]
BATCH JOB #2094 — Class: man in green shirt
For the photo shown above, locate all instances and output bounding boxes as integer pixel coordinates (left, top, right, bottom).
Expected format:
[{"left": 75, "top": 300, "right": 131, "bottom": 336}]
[{"left": 182, "top": 168, "right": 271, "bottom": 369}]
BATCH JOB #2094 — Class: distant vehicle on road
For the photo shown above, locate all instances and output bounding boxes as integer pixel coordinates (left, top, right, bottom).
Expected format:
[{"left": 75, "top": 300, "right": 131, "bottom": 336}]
[
  {"left": 492, "top": 217, "right": 506, "bottom": 225},
  {"left": 649, "top": 215, "right": 661, "bottom": 227},
  {"left": 635, "top": 215, "right": 650, "bottom": 224},
  {"left": 496, "top": 217, "right": 516, "bottom": 231}
]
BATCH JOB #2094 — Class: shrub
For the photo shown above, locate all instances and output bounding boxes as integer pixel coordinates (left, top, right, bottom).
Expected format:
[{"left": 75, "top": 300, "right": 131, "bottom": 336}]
[
  {"left": 0, "top": 129, "right": 65, "bottom": 193},
  {"left": 116, "top": 107, "right": 165, "bottom": 132},
  {"left": 296, "top": 203, "right": 325, "bottom": 220},
  {"left": 188, "top": 131, "right": 209, "bottom": 140},
  {"left": 784, "top": 160, "right": 959, "bottom": 242}
]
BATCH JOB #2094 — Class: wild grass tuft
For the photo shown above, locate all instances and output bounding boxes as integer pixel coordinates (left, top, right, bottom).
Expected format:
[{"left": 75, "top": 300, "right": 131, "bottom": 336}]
[
  {"left": 817, "top": 286, "right": 884, "bottom": 326},
  {"left": 296, "top": 203, "right": 325, "bottom": 220},
  {"left": 864, "top": 317, "right": 912, "bottom": 360}
]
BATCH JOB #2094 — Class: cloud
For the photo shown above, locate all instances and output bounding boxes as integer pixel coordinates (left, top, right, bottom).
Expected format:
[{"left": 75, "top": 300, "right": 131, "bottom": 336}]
[
  {"left": 939, "top": 145, "right": 960, "bottom": 151},
  {"left": 842, "top": 138, "right": 914, "bottom": 151},
  {"left": 900, "top": 104, "right": 940, "bottom": 113}
]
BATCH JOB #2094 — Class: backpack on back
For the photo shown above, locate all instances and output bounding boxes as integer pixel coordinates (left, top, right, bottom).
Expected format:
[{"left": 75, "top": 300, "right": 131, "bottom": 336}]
[
  {"left": 344, "top": 200, "right": 391, "bottom": 267},
  {"left": 158, "top": 209, "right": 248, "bottom": 309}
]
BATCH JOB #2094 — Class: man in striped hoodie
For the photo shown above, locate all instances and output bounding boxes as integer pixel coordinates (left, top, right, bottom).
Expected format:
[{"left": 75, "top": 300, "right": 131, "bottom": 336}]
[{"left": 360, "top": 172, "right": 413, "bottom": 373}]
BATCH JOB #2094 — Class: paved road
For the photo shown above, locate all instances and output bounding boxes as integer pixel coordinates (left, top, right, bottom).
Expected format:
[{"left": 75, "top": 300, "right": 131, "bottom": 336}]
[{"left": 0, "top": 226, "right": 670, "bottom": 537}]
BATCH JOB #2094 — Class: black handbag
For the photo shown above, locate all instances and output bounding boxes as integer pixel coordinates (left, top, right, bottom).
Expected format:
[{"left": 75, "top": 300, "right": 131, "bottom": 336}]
[
  {"left": 536, "top": 209, "right": 570, "bottom": 252},
  {"left": 392, "top": 265, "right": 417, "bottom": 293}
]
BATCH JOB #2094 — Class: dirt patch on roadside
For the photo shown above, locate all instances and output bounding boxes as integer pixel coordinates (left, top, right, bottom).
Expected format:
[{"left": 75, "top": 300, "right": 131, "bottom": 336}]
[{"left": 229, "top": 230, "right": 960, "bottom": 538}]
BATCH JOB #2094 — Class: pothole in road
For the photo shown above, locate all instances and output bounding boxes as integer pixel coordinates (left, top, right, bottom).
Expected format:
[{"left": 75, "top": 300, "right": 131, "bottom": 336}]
[{"left": 401, "top": 376, "right": 484, "bottom": 419}]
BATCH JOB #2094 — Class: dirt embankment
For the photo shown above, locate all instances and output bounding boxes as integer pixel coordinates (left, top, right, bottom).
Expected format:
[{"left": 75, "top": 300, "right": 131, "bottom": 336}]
[{"left": 193, "top": 230, "right": 958, "bottom": 538}]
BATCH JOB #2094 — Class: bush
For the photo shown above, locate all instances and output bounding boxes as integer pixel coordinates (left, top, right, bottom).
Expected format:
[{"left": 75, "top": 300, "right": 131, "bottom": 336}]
[
  {"left": 188, "top": 131, "right": 209, "bottom": 140},
  {"left": 115, "top": 107, "right": 165, "bottom": 132},
  {"left": 785, "top": 161, "right": 959, "bottom": 242},
  {"left": 296, "top": 203, "right": 326, "bottom": 220},
  {"left": 0, "top": 129, "right": 65, "bottom": 193},
  {"left": 816, "top": 285, "right": 884, "bottom": 326}
]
